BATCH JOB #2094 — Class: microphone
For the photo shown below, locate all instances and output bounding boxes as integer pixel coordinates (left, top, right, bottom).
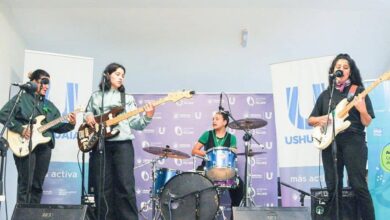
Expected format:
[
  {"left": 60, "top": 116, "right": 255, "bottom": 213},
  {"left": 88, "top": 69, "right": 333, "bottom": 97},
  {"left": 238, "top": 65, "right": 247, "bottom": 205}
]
[
  {"left": 329, "top": 70, "right": 343, "bottom": 79},
  {"left": 218, "top": 92, "right": 223, "bottom": 111},
  {"left": 12, "top": 82, "right": 38, "bottom": 92}
]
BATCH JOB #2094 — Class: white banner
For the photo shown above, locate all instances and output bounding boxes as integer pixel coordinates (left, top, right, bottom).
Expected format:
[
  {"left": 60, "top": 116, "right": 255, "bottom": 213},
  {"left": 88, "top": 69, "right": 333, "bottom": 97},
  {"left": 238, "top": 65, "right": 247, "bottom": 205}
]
[{"left": 271, "top": 55, "right": 334, "bottom": 206}]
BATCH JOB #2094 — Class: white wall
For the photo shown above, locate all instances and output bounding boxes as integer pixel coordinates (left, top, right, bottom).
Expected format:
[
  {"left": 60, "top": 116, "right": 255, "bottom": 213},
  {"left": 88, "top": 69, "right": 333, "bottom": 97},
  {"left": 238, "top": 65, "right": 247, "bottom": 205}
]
[
  {"left": 10, "top": 7, "right": 390, "bottom": 93},
  {"left": 0, "top": 3, "right": 25, "bottom": 219}
]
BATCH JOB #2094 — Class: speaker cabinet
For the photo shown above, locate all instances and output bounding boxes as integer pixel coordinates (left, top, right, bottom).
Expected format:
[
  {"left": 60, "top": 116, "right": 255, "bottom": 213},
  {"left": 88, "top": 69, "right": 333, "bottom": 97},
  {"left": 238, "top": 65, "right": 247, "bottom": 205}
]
[
  {"left": 233, "top": 207, "right": 310, "bottom": 220},
  {"left": 12, "top": 204, "right": 89, "bottom": 220},
  {"left": 311, "top": 187, "right": 360, "bottom": 220}
]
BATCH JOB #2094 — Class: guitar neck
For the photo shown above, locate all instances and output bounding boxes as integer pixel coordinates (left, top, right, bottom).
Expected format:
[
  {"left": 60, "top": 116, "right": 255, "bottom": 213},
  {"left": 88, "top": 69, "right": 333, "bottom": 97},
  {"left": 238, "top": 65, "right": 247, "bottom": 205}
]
[
  {"left": 105, "top": 97, "right": 170, "bottom": 126},
  {"left": 38, "top": 114, "right": 71, "bottom": 133},
  {"left": 338, "top": 77, "right": 384, "bottom": 118}
]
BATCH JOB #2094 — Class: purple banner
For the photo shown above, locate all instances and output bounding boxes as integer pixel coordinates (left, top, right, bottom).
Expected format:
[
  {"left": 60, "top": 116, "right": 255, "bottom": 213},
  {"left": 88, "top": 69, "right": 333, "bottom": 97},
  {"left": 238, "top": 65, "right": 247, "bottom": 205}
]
[{"left": 133, "top": 93, "right": 277, "bottom": 218}]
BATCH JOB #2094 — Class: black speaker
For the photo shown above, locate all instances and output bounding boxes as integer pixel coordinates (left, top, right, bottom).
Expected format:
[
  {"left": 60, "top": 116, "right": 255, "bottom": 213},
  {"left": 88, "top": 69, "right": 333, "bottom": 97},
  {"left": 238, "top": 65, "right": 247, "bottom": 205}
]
[
  {"left": 233, "top": 207, "right": 310, "bottom": 220},
  {"left": 311, "top": 187, "right": 360, "bottom": 220},
  {"left": 12, "top": 204, "right": 89, "bottom": 220}
]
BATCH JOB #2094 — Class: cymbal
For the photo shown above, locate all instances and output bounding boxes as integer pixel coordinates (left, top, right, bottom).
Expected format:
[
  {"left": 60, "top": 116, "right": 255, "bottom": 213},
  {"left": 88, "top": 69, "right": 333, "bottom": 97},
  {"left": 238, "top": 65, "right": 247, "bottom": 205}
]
[
  {"left": 228, "top": 118, "right": 267, "bottom": 130},
  {"left": 143, "top": 146, "right": 190, "bottom": 159},
  {"left": 236, "top": 151, "right": 266, "bottom": 156}
]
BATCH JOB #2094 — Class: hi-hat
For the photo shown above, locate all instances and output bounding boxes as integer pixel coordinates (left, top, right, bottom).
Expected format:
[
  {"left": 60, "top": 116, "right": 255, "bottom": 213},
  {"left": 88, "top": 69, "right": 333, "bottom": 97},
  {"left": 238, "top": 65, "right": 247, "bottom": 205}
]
[
  {"left": 228, "top": 118, "right": 267, "bottom": 130},
  {"left": 143, "top": 146, "right": 190, "bottom": 159}
]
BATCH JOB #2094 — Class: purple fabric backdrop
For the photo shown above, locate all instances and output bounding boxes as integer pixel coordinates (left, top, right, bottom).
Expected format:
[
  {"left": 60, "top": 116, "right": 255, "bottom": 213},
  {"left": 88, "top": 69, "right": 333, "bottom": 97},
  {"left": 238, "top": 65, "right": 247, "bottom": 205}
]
[{"left": 132, "top": 93, "right": 277, "bottom": 218}]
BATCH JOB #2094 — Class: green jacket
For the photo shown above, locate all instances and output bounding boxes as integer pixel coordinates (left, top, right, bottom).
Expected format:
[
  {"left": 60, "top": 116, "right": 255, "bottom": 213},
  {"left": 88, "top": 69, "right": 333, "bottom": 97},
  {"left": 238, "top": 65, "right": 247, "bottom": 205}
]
[{"left": 0, "top": 91, "right": 75, "bottom": 148}]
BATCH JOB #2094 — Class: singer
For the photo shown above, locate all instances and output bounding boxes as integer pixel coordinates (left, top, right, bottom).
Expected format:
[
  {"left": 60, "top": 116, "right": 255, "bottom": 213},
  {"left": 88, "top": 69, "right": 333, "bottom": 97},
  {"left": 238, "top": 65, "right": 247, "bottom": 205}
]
[
  {"left": 0, "top": 69, "right": 76, "bottom": 204},
  {"left": 308, "top": 53, "right": 375, "bottom": 220},
  {"left": 191, "top": 111, "right": 244, "bottom": 215},
  {"left": 84, "top": 63, "right": 155, "bottom": 220}
]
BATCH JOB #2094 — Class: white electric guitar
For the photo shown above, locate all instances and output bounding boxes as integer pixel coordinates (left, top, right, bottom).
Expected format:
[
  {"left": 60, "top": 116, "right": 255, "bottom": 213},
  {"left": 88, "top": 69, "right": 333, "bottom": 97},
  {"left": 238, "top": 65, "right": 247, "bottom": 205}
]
[
  {"left": 312, "top": 71, "right": 390, "bottom": 150},
  {"left": 5, "top": 107, "right": 84, "bottom": 157}
]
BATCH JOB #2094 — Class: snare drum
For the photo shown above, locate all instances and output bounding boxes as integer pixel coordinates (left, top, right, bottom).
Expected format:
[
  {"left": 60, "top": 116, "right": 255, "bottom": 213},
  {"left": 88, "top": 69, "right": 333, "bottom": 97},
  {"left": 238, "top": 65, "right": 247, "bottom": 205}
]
[
  {"left": 153, "top": 168, "right": 180, "bottom": 195},
  {"left": 205, "top": 146, "right": 237, "bottom": 181}
]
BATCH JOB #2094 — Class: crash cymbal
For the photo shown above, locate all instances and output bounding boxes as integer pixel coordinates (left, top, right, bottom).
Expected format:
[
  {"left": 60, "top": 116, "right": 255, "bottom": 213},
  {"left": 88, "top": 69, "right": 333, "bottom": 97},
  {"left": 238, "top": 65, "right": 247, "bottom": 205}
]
[
  {"left": 236, "top": 151, "right": 266, "bottom": 156},
  {"left": 143, "top": 146, "right": 190, "bottom": 159},
  {"left": 228, "top": 118, "right": 267, "bottom": 130}
]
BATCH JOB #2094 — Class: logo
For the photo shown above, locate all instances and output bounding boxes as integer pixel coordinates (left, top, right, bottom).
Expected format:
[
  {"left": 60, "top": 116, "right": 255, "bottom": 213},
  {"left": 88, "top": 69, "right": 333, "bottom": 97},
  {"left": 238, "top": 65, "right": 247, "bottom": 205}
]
[
  {"left": 229, "top": 96, "right": 236, "bottom": 105},
  {"left": 174, "top": 126, "right": 183, "bottom": 136},
  {"left": 174, "top": 159, "right": 183, "bottom": 166},
  {"left": 158, "top": 127, "right": 166, "bottom": 135},
  {"left": 266, "top": 172, "right": 274, "bottom": 180},
  {"left": 264, "top": 112, "right": 273, "bottom": 119},
  {"left": 63, "top": 82, "right": 79, "bottom": 114},
  {"left": 250, "top": 157, "right": 256, "bottom": 167},
  {"left": 141, "top": 171, "right": 150, "bottom": 181},
  {"left": 194, "top": 112, "right": 202, "bottom": 120},
  {"left": 246, "top": 96, "right": 255, "bottom": 106},
  {"left": 285, "top": 83, "right": 324, "bottom": 130},
  {"left": 142, "top": 141, "right": 150, "bottom": 148}
]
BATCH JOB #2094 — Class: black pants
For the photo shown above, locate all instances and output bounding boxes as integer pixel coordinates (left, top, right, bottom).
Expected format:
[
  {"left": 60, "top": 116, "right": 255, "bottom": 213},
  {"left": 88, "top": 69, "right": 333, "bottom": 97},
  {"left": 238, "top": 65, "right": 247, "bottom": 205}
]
[
  {"left": 229, "top": 177, "right": 244, "bottom": 207},
  {"left": 89, "top": 140, "right": 138, "bottom": 220},
  {"left": 322, "top": 132, "right": 375, "bottom": 220},
  {"left": 13, "top": 144, "right": 52, "bottom": 203}
]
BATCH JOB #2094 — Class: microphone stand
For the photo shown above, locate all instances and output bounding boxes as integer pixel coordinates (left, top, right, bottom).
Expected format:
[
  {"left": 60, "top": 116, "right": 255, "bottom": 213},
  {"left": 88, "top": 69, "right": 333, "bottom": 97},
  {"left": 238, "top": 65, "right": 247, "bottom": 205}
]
[
  {"left": 325, "top": 77, "right": 340, "bottom": 220},
  {"left": 0, "top": 89, "right": 24, "bottom": 209},
  {"left": 279, "top": 181, "right": 321, "bottom": 206},
  {"left": 223, "top": 109, "right": 261, "bottom": 207},
  {"left": 96, "top": 74, "right": 106, "bottom": 220},
  {"left": 26, "top": 87, "right": 41, "bottom": 203}
]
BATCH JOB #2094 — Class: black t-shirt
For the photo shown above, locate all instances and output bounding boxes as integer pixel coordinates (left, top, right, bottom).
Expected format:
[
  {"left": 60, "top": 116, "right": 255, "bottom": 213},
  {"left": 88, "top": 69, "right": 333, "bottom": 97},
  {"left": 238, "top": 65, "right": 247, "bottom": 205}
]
[{"left": 309, "top": 84, "right": 375, "bottom": 134}]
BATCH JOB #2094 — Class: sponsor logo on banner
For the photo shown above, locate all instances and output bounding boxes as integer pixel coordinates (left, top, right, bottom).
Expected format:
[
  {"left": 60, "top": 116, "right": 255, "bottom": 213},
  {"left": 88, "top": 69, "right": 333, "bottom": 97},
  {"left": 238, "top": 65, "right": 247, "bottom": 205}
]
[
  {"left": 194, "top": 112, "right": 202, "bottom": 120},
  {"left": 265, "top": 112, "right": 273, "bottom": 119},
  {"left": 246, "top": 96, "right": 255, "bottom": 106},
  {"left": 284, "top": 83, "right": 325, "bottom": 145},
  {"left": 174, "top": 126, "right": 194, "bottom": 136},
  {"left": 266, "top": 172, "right": 274, "bottom": 180},
  {"left": 141, "top": 171, "right": 150, "bottom": 182},
  {"left": 142, "top": 141, "right": 150, "bottom": 148},
  {"left": 174, "top": 159, "right": 183, "bottom": 166},
  {"left": 55, "top": 82, "right": 79, "bottom": 140},
  {"left": 228, "top": 96, "right": 236, "bottom": 105},
  {"left": 158, "top": 127, "right": 166, "bottom": 134}
]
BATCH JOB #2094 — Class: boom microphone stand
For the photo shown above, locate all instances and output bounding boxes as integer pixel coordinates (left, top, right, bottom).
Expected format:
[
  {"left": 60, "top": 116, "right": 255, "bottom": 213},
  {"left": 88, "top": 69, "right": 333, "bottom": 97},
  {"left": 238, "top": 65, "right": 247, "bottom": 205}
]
[
  {"left": 0, "top": 89, "right": 24, "bottom": 209},
  {"left": 279, "top": 181, "right": 321, "bottom": 206},
  {"left": 325, "top": 77, "right": 340, "bottom": 220}
]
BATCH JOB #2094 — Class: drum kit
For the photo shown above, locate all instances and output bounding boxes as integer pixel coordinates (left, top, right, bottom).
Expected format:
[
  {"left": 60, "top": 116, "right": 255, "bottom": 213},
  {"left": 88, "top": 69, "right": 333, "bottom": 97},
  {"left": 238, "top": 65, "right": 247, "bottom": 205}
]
[{"left": 137, "top": 118, "right": 267, "bottom": 220}]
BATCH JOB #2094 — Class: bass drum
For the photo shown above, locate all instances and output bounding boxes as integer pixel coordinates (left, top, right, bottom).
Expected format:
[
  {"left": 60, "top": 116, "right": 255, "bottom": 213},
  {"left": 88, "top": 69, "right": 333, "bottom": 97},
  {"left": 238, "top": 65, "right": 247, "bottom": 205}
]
[{"left": 160, "top": 172, "right": 219, "bottom": 220}]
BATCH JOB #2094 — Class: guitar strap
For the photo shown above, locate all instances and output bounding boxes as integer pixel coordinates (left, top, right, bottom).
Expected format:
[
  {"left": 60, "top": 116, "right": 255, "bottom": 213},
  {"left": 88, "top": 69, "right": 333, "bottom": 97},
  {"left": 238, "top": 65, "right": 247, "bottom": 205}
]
[
  {"left": 347, "top": 84, "right": 358, "bottom": 101},
  {"left": 120, "top": 91, "right": 126, "bottom": 108}
]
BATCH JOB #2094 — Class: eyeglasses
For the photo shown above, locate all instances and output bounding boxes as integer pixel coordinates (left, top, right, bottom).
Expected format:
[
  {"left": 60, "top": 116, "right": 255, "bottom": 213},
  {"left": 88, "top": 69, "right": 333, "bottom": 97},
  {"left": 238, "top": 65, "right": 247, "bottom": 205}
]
[{"left": 39, "top": 78, "right": 50, "bottom": 85}]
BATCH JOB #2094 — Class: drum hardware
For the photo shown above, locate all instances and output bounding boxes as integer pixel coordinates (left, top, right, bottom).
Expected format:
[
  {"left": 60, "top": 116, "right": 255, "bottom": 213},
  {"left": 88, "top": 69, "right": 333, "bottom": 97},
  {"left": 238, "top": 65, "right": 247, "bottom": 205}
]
[
  {"left": 228, "top": 118, "right": 267, "bottom": 208},
  {"left": 143, "top": 145, "right": 191, "bottom": 159},
  {"left": 236, "top": 149, "right": 266, "bottom": 156},
  {"left": 160, "top": 172, "right": 220, "bottom": 220}
]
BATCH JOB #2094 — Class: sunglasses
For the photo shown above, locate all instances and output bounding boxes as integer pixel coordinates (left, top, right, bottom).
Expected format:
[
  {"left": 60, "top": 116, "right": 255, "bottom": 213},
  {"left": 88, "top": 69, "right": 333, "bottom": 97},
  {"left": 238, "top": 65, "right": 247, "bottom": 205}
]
[{"left": 39, "top": 78, "right": 50, "bottom": 85}]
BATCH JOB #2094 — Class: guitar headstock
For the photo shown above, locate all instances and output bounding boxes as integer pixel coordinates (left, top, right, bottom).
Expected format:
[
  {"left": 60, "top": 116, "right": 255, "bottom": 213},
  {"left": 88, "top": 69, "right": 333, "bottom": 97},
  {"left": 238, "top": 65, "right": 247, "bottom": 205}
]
[
  {"left": 381, "top": 71, "right": 390, "bottom": 81},
  {"left": 165, "top": 90, "right": 195, "bottom": 102}
]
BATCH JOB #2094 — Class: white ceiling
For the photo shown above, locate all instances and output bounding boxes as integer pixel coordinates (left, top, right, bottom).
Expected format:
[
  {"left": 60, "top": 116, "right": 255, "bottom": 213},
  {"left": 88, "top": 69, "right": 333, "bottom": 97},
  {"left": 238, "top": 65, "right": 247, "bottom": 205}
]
[{"left": 2, "top": 0, "right": 390, "bottom": 92}]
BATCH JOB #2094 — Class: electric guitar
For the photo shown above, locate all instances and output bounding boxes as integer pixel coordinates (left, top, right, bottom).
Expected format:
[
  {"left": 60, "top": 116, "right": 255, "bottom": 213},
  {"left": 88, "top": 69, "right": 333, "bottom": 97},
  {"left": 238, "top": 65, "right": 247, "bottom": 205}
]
[
  {"left": 312, "top": 71, "right": 390, "bottom": 150},
  {"left": 77, "top": 90, "right": 195, "bottom": 152},
  {"left": 5, "top": 107, "right": 84, "bottom": 157}
]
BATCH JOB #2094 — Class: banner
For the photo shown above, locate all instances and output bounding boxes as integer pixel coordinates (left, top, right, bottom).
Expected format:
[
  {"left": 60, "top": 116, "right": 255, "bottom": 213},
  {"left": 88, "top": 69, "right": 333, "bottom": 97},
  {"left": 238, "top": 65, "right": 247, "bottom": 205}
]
[
  {"left": 271, "top": 56, "right": 334, "bottom": 206},
  {"left": 365, "top": 79, "right": 390, "bottom": 220},
  {"left": 133, "top": 93, "right": 277, "bottom": 218},
  {"left": 23, "top": 50, "right": 94, "bottom": 204}
]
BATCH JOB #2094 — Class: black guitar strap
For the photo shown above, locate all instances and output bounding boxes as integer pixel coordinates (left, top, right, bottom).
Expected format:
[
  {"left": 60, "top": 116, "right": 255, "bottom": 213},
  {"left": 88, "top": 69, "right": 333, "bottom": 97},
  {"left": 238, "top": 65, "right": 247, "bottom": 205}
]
[{"left": 120, "top": 91, "right": 126, "bottom": 108}]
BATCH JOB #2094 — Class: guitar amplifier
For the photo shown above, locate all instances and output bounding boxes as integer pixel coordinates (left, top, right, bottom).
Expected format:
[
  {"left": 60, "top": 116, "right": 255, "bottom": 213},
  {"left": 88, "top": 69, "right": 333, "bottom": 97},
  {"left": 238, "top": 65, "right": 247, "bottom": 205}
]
[
  {"left": 311, "top": 187, "right": 360, "bottom": 220},
  {"left": 233, "top": 207, "right": 310, "bottom": 220},
  {"left": 11, "top": 204, "right": 90, "bottom": 220}
]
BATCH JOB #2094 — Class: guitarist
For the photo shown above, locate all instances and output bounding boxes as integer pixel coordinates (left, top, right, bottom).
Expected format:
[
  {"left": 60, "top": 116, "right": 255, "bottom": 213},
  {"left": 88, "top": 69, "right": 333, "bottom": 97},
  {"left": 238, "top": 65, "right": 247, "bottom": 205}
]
[
  {"left": 308, "top": 54, "right": 375, "bottom": 220},
  {"left": 0, "top": 69, "right": 76, "bottom": 204},
  {"left": 84, "top": 63, "right": 154, "bottom": 220}
]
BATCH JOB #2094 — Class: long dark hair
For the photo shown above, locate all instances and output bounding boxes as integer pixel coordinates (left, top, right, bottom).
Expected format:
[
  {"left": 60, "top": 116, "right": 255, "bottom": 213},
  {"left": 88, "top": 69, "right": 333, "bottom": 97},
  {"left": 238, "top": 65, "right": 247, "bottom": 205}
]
[
  {"left": 328, "top": 53, "right": 363, "bottom": 87},
  {"left": 99, "top": 63, "right": 126, "bottom": 92},
  {"left": 28, "top": 69, "right": 50, "bottom": 81}
]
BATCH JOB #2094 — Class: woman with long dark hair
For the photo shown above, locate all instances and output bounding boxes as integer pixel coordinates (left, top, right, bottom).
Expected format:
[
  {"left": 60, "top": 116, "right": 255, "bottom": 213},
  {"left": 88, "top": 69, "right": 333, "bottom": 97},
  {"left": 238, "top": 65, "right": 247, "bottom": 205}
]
[{"left": 85, "top": 63, "right": 155, "bottom": 220}]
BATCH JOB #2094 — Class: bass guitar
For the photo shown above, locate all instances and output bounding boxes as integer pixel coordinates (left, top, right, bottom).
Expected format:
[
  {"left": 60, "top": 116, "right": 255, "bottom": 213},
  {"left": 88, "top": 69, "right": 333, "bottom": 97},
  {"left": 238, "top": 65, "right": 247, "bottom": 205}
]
[
  {"left": 5, "top": 107, "right": 84, "bottom": 157},
  {"left": 312, "top": 71, "right": 390, "bottom": 150},
  {"left": 77, "top": 90, "right": 195, "bottom": 152}
]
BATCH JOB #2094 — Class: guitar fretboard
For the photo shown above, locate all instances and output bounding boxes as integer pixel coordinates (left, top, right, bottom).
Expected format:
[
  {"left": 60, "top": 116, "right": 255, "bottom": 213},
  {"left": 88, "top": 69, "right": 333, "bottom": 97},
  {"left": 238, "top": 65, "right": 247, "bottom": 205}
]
[
  {"left": 338, "top": 72, "right": 389, "bottom": 118},
  {"left": 38, "top": 109, "right": 82, "bottom": 133},
  {"left": 105, "top": 97, "right": 169, "bottom": 126}
]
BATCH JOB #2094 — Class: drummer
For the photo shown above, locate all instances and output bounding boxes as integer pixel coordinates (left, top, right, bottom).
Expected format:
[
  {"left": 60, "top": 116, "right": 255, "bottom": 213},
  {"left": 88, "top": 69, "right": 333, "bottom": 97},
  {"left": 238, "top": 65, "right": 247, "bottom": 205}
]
[{"left": 191, "top": 111, "right": 244, "bottom": 208}]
